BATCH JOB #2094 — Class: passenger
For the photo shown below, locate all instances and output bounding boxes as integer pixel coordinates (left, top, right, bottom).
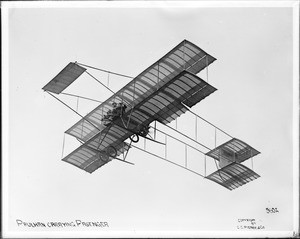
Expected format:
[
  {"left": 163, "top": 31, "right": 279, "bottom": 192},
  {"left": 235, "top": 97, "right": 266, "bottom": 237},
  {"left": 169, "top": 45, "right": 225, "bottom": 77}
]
[
  {"left": 112, "top": 102, "right": 118, "bottom": 108},
  {"left": 122, "top": 104, "right": 127, "bottom": 115},
  {"left": 102, "top": 109, "right": 113, "bottom": 126},
  {"left": 102, "top": 102, "right": 128, "bottom": 125},
  {"left": 139, "top": 125, "right": 150, "bottom": 137}
]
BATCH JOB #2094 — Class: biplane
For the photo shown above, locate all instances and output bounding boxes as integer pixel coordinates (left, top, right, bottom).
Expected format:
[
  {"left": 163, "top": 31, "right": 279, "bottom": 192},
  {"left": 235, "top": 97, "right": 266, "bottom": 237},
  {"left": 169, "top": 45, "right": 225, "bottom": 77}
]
[{"left": 42, "top": 40, "right": 261, "bottom": 190}]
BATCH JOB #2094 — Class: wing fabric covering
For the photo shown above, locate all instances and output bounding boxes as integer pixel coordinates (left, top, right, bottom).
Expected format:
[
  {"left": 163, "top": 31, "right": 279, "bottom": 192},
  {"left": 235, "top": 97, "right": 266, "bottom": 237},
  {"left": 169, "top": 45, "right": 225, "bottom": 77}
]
[
  {"left": 130, "top": 70, "right": 217, "bottom": 125},
  {"left": 205, "top": 163, "right": 260, "bottom": 190},
  {"left": 62, "top": 125, "right": 131, "bottom": 173},
  {"left": 65, "top": 40, "right": 217, "bottom": 143},
  {"left": 42, "top": 63, "right": 86, "bottom": 94},
  {"left": 63, "top": 70, "right": 217, "bottom": 173},
  {"left": 63, "top": 40, "right": 217, "bottom": 173},
  {"left": 206, "top": 138, "right": 260, "bottom": 164}
]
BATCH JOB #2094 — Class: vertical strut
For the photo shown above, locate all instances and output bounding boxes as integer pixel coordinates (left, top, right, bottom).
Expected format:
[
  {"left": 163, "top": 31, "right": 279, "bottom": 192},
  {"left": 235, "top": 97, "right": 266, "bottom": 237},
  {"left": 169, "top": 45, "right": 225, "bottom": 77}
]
[
  {"left": 61, "top": 133, "right": 66, "bottom": 159},
  {"left": 107, "top": 72, "right": 110, "bottom": 88},
  {"left": 216, "top": 148, "right": 225, "bottom": 181},
  {"left": 85, "top": 71, "right": 115, "bottom": 95},
  {"left": 123, "top": 140, "right": 132, "bottom": 161},
  {"left": 251, "top": 150, "right": 253, "bottom": 170},
  {"left": 97, "top": 124, "right": 112, "bottom": 150},
  {"left": 121, "top": 91, "right": 124, "bottom": 108},
  {"left": 185, "top": 145, "right": 188, "bottom": 168},
  {"left": 133, "top": 79, "right": 136, "bottom": 104},
  {"left": 122, "top": 142, "right": 125, "bottom": 160},
  {"left": 165, "top": 135, "right": 167, "bottom": 159},
  {"left": 157, "top": 63, "right": 160, "bottom": 90},
  {"left": 154, "top": 120, "right": 157, "bottom": 140},
  {"left": 206, "top": 55, "right": 209, "bottom": 83},
  {"left": 188, "top": 110, "right": 234, "bottom": 139},
  {"left": 46, "top": 91, "right": 102, "bottom": 132},
  {"left": 183, "top": 40, "right": 186, "bottom": 70},
  {"left": 195, "top": 115, "right": 198, "bottom": 141},
  {"left": 214, "top": 127, "right": 217, "bottom": 148},
  {"left": 204, "top": 155, "right": 207, "bottom": 177},
  {"left": 76, "top": 96, "right": 79, "bottom": 112},
  {"left": 234, "top": 148, "right": 236, "bottom": 162}
]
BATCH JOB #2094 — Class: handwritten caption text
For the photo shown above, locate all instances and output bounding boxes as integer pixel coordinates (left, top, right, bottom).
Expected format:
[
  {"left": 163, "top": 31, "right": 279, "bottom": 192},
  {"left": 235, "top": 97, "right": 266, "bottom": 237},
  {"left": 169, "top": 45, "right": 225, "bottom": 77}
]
[{"left": 16, "top": 219, "right": 109, "bottom": 228}]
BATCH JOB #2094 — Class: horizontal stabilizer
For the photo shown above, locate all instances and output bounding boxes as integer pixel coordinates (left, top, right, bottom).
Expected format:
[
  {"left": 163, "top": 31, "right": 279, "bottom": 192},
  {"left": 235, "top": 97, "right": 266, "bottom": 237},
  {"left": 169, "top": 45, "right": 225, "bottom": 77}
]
[
  {"left": 206, "top": 138, "right": 260, "bottom": 166},
  {"left": 205, "top": 162, "right": 260, "bottom": 190},
  {"left": 42, "top": 62, "right": 86, "bottom": 94}
]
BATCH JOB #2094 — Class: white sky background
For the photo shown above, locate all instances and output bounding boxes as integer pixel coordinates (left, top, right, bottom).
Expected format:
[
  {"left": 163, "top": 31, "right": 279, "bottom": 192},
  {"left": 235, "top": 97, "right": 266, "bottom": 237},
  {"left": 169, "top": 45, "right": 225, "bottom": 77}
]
[{"left": 3, "top": 1, "right": 299, "bottom": 238}]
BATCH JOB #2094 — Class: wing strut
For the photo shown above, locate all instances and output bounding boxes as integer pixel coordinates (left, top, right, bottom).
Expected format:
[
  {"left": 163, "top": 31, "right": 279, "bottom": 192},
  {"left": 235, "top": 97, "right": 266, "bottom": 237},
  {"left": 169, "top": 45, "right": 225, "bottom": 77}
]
[
  {"left": 76, "top": 62, "right": 133, "bottom": 79},
  {"left": 131, "top": 145, "right": 205, "bottom": 178},
  {"left": 187, "top": 109, "right": 234, "bottom": 139},
  {"left": 46, "top": 91, "right": 102, "bottom": 133},
  {"left": 116, "top": 123, "right": 166, "bottom": 145},
  {"left": 76, "top": 135, "right": 135, "bottom": 166},
  {"left": 157, "top": 122, "right": 211, "bottom": 151},
  {"left": 61, "top": 133, "right": 66, "bottom": 159},
  {"left": 85, "top": 71, "right": 115, "bottom": 95},
  {"left": 61, "top": 92, "right": 103, "bottom": 104}
]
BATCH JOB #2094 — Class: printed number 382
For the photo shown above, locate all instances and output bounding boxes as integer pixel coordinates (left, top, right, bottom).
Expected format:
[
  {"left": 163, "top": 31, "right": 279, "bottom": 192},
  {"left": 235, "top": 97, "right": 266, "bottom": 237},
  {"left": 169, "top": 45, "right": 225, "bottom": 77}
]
[{"left": 266, "top": 207, "right": 279, "bottom": 213}]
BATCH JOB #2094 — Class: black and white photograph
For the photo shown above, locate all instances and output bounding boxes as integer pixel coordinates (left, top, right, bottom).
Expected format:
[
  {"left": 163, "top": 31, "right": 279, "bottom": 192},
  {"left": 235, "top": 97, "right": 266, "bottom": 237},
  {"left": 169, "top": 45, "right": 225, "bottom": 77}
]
[{"left": 2, "top": 1, "right": 299, "bottom": 238}]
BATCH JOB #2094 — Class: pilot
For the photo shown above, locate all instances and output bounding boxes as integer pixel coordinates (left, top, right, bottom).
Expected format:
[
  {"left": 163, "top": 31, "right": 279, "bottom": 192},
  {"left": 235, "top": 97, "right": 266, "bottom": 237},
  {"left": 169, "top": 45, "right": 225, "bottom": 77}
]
[
  {"left": 102, "top": 102, "right": 128, "bottom": 124},
  {"left": 121, "top": 103, "right": 127, "bottom": 115},
  {"left": 139, "top": 125, "right": 150, "bottom": 137}
]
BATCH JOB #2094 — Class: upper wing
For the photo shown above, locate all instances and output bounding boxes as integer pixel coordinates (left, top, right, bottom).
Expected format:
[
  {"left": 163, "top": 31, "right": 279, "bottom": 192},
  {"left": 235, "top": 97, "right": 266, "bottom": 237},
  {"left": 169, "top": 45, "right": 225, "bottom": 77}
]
[
  {"left": 127, "top": 70, "right": 217, "bottom": 126},
  {"left": 65, "top": 40, "right": 216, "bottom": 142},
  {"left": 205, "top": 138, "right": 261, "bottom": 164},
  {"left": 62, "top": 40, "right": 217, "bottom": 173}
]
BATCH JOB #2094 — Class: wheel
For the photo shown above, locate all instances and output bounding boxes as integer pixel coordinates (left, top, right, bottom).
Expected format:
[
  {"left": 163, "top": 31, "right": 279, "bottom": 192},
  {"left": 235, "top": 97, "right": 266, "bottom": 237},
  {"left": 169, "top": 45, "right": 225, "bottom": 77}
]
[
  {"left": 98, "top": 152, "right": 109, "bottom": 162},
  {"left": 106, "top": 146, "right": 117, "bottom": 158},
  {"left": 130, "top": 134, "right": 139, "bottom": 143}
]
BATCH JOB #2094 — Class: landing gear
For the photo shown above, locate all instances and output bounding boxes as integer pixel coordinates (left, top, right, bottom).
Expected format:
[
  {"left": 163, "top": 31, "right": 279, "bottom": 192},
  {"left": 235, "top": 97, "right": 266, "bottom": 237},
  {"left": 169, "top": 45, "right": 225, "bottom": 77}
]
[
  {"left": 106, "top": 146, "right": 117, "bottom": 158},
  {"left": 130, "top": 134, "right": 139, "bottom": 143},
  {"left": 98, "top": 146, "right": 117, "bottom": 162}
]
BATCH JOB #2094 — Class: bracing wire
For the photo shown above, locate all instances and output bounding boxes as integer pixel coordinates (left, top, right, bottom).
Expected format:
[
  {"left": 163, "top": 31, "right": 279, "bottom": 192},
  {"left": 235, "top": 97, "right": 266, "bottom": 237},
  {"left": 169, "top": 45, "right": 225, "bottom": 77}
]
[
  {"left": 188, "top": 110, "right": 234, "bottom": 139},
  {"left": 85, "top": 71, "right": 115, "bottom": 95},
  {"left": 77, "top": 62, "right": 233, "bottom": 144},
  {"left": 54, "top": 61, "right": 236, "bottom": 181},
  {"left": 76, "top": 62, "right": 133, "bottom": 79},
  {"left": 61, "top": 92, "right": 102, "bottom": 103},
  {"left": 46, "top": 91, "right": 102, "bottom": 133},
  {"left": 151, "top": 125, "right": 206, "bottom": 155},
  {"left": 84, "top": 70, "right": 133, "bottom": 108},
  {"left": 159, "top": 123, "right": 211, "bottom": 151},
  {"left": 131, "top": 144, "right": 205, "bottom": 178},
  {"left": 77, "top": 60, "right": 233, "bottom": 146}
]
